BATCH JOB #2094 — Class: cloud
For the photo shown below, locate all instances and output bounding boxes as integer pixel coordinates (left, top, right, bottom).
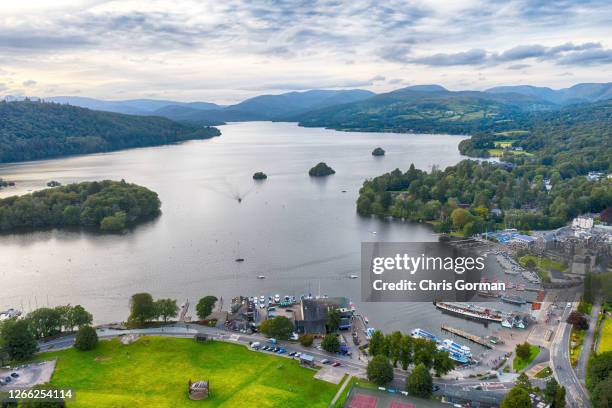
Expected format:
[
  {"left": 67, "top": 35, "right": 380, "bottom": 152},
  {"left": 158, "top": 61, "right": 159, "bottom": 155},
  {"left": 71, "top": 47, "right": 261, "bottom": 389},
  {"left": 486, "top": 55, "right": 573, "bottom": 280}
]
[
  {"left": 557, "top": 49, "right": 612, "bottom": 65},
  {"left": 507, "top": 64, "right": 530, "bottom": 70},
  {"left": 411, "top": 49, "right": 488, "bottom": 66},
  {"left": 0, "top": 83, "right": 8, "bottom": 92},
  {"left": 22, "top": 80, "right": 37, "bottom": 87},
  {"left": 370, "top": 75, "right": 386, "bottom": 81},
  {"left": 412, "top": 42, "right": 612, "bottom": 67}
]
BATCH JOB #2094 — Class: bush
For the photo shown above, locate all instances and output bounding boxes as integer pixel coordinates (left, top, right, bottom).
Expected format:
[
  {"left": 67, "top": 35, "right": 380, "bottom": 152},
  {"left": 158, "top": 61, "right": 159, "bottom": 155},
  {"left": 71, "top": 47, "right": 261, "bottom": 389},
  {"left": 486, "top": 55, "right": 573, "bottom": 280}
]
[
  {"left": 74, "top": 325, "right": 98, "bottom": 351},
  {"left": 299, "top": 334, "right": 314, "bottom": 347},
  {"left": 321, "top": 333, "right": 340, "bottom": 353}
]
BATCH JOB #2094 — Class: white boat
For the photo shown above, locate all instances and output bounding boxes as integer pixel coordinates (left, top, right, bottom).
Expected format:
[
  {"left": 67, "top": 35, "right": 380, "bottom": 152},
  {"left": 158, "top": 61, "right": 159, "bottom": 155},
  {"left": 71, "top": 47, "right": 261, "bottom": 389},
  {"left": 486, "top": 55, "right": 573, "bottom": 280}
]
[
  {"left": 349, "top": 274, "right": 359, "bottom": 279},
  {"left": 442, "top": 339, "right": 471, "bottom": 357},
  {"left": 257, "top": 275, "right": 266, "bottom": 279},
  {"left": 274, "top": 294, "right": 281, "bottom": 303}
]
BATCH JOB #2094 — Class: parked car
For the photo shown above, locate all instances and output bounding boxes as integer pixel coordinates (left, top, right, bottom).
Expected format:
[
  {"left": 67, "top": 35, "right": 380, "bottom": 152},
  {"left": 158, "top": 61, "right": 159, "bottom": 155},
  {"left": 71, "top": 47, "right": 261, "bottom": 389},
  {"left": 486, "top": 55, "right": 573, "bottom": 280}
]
[
  {"left": 4, "top": 377, "right": 11, "bottom": 384},
  {"left": 288, "top": 352, "right": 296, "bottom": 357},
  {"left": 320, "top": 359, "right": 330, "bottom": 364},
  {"left": 294, "top": 352, "right": 301, "bottom": 358},
  {"left": 332, "top": 362, "right": 341, "bottom": 367},
  {"left": 432, "top": 385, "right": 440, "bottom": 392},
  {"left": 250, "top": 342, "right": 261, "bottom": 349},
  {"left": 10, "top": 373, "right": 19, "bottom": 378},
  {"left": 277, "top": 348, "right": 286, "bottom": 354}
]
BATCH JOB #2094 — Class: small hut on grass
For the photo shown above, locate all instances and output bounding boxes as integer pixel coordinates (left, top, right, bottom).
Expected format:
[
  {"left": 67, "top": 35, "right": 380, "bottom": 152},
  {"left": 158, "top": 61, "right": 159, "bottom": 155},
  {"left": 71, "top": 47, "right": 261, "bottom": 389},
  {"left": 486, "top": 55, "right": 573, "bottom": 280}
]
[{"left": 188, "top": 379, "right": 210, "bottom": 400}]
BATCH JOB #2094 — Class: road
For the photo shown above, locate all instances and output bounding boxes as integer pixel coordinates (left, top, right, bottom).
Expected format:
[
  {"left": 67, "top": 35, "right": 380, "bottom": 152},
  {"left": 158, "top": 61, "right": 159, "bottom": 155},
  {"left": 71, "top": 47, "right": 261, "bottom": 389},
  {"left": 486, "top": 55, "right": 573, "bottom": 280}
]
[
  {"left": 575, "top": 302, "right": 601, "bottom": 381},
  {"left": 37, "top": 323, "right": 516, "bottom": 404},
  {"left": 550, "top": 300, "right": 590, "bottom": 408}
]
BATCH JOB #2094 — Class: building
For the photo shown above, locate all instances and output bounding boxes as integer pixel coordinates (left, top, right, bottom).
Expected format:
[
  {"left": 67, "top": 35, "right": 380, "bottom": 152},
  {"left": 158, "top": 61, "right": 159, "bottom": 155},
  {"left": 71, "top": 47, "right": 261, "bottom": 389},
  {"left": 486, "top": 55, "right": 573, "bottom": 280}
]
[
  {"left": 572, "top": 216, "right": 594, "bottom": 230},
  {"left": 188, "top": 380, "right": 209, "bottom": 400},
  {"left": 294, "top": 297, "right": 352, "bottom": 334}
]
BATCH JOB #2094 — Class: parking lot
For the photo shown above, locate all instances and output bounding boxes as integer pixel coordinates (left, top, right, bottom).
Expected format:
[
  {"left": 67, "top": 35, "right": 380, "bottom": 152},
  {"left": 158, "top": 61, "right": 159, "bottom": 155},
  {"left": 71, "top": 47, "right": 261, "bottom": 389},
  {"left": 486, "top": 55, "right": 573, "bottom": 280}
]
[{"left": 0, "top": 360, "right": 56, "bottom": 389}]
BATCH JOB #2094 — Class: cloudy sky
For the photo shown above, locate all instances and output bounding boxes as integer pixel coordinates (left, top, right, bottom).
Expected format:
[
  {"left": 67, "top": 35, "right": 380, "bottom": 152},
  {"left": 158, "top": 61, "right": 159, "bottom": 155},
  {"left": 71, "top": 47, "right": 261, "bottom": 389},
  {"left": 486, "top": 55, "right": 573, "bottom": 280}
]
[{"left": 1, "top": 0, "right": 611, "bottom": 103}]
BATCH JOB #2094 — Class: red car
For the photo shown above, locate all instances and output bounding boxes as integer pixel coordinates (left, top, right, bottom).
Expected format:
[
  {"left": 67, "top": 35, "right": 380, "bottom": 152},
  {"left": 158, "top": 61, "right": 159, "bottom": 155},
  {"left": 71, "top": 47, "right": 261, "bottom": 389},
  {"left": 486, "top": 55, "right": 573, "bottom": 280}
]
[{"left": 332, "top": 362, "right": 341, "bottom": 367}]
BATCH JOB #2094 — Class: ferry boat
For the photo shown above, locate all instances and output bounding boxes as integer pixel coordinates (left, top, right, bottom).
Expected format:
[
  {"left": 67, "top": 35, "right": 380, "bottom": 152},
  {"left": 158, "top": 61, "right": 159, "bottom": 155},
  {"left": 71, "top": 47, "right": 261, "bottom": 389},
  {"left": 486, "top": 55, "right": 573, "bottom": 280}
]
[
  {"left": 501, "top": 295, "right": 527, "bottom": 305},
  {"left": 441, "top": 339, "right": 472, "bottom": 357},
  {"left": 434, "top": 301, "right": 503, "bottom": 323},
  {"left": 436, "top": 345, "right": 470, "bottom": 364},
  {"left": 411, "top": 328, "right": 439, "bottom": 342}
]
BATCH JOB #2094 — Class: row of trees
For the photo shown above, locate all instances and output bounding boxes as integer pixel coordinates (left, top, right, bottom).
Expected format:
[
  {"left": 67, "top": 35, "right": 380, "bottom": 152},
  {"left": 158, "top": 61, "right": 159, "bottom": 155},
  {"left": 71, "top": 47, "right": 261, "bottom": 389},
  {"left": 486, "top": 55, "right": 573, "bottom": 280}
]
[
  {"left": 0, "top": 180, "right": 161, "bottom": 232},
  {"left": 128, "top": 293, "right": 218, "bottom": 326},
  {"left": 0, "top": 304, "right": 94, "bottom": 362},
  {"left": 364, "top": 330, "right": 455, "bottom": 399}
]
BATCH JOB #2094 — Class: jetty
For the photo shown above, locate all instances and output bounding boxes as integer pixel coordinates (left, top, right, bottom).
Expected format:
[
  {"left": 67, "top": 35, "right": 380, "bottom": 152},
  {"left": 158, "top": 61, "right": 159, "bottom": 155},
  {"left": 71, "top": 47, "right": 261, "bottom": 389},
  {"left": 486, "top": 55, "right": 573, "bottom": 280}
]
[{"left": 441, "top": 324, "right": 494, "bottom": 349}]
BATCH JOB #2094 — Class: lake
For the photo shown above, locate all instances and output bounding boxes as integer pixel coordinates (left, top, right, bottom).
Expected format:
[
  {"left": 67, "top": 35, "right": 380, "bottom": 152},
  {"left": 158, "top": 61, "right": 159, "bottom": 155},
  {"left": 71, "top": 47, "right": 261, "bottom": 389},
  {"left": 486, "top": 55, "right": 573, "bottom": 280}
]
[{"left": 0, "top": 121, "right": 493, "bottom": 337}]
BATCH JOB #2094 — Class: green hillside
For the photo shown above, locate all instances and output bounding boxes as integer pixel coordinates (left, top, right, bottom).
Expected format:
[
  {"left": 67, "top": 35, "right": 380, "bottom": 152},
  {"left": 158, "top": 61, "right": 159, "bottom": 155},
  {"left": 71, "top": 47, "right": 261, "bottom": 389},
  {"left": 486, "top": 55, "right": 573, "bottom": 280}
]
[
  {"left": 0, "top": 100, "right": 220, "bottom": 163},
  {"left": 294, "top": 88, "right": 554, "bottom": 134}
]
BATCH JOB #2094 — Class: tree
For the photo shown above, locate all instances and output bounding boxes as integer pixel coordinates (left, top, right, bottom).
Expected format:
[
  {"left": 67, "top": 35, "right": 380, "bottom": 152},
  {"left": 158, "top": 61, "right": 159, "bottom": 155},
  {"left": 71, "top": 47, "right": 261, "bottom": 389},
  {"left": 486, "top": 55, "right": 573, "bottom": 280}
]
[
  {"left": 129, "top": 293, "right": 157, "bottom": 325},
  {"left": 591, "top": 376, "right": 612, "bottom": 408},
  {"left": 326, "top": 308, "right": 341, "bottom": 333},
  {"left": 587, "top": 351, "right": 612, "bottom": 392},
  {"left": 433, "top": 350, "right": 455, "bottom": 376},
  {"left": 566, "top": 311, "right": 589, "bottom": 330},
  {"left": 406, "top": 363, "right": 433, "bottom": 398},
  {"left": 500, "top": 386, "right": 532, "bottom": 408},
  {"left": 258, "top": 316, "right": 294, "bottom": 340},
  {"left": 413, "top": 338, "right": 437, "bottom": 369},
  {"left": 67, "top": 305, "right": 93, "bottom": 330},
  {"left": 544, "top": 378, "right": 566, "bottom": 408},
  {"left": 26, "top": 308, "right": 62, "bottom": 338},
  {"left": 515, "top": 342, "right": 532, "bottom": 360},
  {"left": 299, "top": 334, "right": 314, "bottom": 347},
  {"left": 399, "top": 335, "right": 413, "bottom": 370},
  {"left": 0, "top": 319, "right": 37, "bottom": 361},
  {"left": 388, "top": 331, "right": 403, "bottom": 367},
  {"left": 196, "top": 296, "right": 218, "bottom": 320},
  {"left": 74, "top": 325, "right": 98, "bottom": 351},
  {"left": 155, "top": 299, "right": 179, "bottom": 322},
  {"left": 368, "top": 330, "right": 385, "bottom": 356},
  {"left": 516, "top": 372, "right": 532, "bottom": 391},
  {"left": 451, "top": 208, "right": 473, "bottom": 230},
  {"left": 321, "top": 333, "right": 340, "bottom": 353},
  {"left": 367, "top": 355, "right": 394, "bottom": 385}
]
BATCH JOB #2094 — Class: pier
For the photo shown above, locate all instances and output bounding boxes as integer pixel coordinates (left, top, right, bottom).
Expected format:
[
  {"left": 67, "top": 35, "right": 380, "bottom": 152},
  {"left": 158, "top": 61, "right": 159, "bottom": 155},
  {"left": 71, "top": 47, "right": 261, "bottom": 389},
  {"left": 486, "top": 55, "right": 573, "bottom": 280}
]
[{"left": 441, "top": 324, "right": 494, "bottom": 349}]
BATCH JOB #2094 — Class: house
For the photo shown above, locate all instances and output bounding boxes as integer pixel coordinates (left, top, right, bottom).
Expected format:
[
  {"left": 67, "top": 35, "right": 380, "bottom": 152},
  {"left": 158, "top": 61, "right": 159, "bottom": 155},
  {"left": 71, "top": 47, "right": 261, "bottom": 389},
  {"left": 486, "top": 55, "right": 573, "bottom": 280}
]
[{"left": 294, "top": 297, "right": 352, "bottom": 334}]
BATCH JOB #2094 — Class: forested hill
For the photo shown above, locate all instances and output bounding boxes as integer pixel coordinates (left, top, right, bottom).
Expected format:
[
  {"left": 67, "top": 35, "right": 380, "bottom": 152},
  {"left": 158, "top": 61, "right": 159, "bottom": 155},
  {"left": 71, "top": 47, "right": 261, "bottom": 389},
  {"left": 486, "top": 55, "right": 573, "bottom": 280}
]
[
  {"left": 293, "top": 87, "right": 560, "bottom": 134},
  {"left": 0, "top": 100, "right": 221, "bottom": 163}
]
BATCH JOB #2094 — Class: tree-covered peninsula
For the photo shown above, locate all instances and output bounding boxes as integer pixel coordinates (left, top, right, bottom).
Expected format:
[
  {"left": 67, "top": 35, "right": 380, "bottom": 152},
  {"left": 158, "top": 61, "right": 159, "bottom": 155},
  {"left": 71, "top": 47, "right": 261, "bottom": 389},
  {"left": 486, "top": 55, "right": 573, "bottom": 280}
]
[
  {"left": 356, "top": 100, "right": 612, "bottom": 235},
  {"left": 0, "top": 180, "right": 161, "bottom": 232},
  {"left": 0, "top": 100, "right": 221, "bottom": 163}
]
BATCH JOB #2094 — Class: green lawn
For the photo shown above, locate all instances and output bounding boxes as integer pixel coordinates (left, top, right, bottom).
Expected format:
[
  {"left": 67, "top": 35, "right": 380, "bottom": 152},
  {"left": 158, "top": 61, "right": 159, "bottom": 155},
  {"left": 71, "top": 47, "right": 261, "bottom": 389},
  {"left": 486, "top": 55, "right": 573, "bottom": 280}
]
[
  {"left": 598, "top": 318, "right": 612, "bottom": 353},
  {"left": 37, "top": 336, "right": 338, "bottom": 408},
  {"left": 570, "top": 328, "right": 586, "bottom": 366},
  {"left": 535, "top": 366, "right": 552, "bottom": 378},
  {"left": 513, "top": 345, "right": 540, "bottom": 372}
]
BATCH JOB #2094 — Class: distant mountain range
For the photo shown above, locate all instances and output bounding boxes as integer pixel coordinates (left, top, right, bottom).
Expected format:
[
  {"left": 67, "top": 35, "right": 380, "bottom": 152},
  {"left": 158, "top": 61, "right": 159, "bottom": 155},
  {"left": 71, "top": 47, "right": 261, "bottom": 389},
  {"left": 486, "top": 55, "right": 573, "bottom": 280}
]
[{"left": 3, "top": 82, "right": 610, "bottom": 130}]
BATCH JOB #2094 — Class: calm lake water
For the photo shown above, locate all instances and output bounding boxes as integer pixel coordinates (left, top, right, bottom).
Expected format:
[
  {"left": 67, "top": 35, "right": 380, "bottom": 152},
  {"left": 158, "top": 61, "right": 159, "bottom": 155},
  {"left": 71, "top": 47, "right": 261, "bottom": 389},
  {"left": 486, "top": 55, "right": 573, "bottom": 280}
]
[{"left": 0, "top": 121, "right": 502, "bottom": 338}]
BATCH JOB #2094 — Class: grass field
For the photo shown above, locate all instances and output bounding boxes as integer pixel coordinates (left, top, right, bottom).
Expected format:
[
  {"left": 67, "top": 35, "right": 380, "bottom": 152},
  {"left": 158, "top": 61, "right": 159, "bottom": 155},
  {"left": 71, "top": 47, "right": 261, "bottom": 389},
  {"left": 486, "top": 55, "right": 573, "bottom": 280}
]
[
  {"left": 513, "top": 345, "right": 540, "bottom": 372},
  {"left": 598, "top": 318, "right": 612, "bottom": 353},
  {"left": 38, "top": 336, "right": 339, "bottom": 408}
]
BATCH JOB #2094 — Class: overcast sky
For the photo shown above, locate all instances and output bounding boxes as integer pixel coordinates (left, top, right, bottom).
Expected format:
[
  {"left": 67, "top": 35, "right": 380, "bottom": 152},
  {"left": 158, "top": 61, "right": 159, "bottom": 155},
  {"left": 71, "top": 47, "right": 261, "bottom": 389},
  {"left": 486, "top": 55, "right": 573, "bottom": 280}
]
[{"left": 1, "top": 0, "right": 611, "bottom": 103}]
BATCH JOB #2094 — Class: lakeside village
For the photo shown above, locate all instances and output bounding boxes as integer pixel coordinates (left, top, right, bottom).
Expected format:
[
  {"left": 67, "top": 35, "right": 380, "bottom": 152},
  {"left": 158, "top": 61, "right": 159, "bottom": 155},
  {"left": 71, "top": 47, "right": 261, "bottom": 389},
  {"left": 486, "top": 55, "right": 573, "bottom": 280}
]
[{"left": 1, "top": 214, "right": 610, "bottom": 407}]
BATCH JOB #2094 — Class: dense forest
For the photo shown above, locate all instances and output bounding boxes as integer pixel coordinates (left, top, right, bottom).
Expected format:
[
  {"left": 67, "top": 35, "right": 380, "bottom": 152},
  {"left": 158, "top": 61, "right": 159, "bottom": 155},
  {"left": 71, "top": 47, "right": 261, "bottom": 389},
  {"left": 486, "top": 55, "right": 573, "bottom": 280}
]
[
  {"left": 0, "top": 100, "right": 220, "bottom": 163},
  {"left": 0, "top": 180, "right": 161, "bottom": 232},
  {"left": 356, "top": 100, "right": 612, "bottom": 234}
]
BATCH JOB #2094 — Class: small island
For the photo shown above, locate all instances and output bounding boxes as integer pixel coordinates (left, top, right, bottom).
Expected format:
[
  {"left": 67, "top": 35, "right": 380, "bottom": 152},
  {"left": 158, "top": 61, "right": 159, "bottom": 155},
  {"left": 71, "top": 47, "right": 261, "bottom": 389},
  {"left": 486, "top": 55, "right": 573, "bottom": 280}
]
[
  {"left": 309, "top": 162, "right": 335, "bottom": 177},
  {"left": 253, "top": 172, "right": 267, "bottom": 180},
  {"left": 372, "top": 147, "right": 385, "bottom": 156},
  {"left": 0, "top": 180, "right": 161, "bottom": 232},
  {"left": 0, "top": 178, "right": 15, "bottom": 189}
]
